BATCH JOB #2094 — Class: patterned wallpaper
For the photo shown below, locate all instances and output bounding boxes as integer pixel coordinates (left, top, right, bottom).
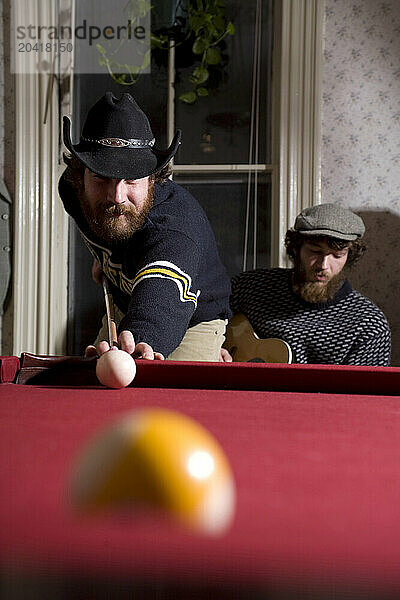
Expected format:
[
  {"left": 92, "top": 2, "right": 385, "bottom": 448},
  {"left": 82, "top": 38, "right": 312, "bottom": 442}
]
[{"left": 322, "top": 0, "right": 400, "bottom": 365}]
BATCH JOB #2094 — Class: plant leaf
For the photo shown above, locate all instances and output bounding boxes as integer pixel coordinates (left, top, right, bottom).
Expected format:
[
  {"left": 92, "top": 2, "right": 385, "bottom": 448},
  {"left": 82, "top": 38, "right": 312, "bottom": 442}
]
[
  {"left": 179, "top": 91, "right": 197, "bottom": 104},
  {"left": 192, "top": 38, "right": 207, "bottom": 54},
  {"left": 190, "top": 66, "right": 209, "bottom": 84},
  {"left": 197, "top": 87, "right": 209, "bottom": 97},
  {"left": 96, "top": 44, "right": 106, "bottom": 55},
  {"left": 190, "top": 15, "right": 205, "bottom": 34},
  {"left": 213, "top": 15, "right": 225, "bottom": 32},
  {"left": 205, "top": 47, "right": 221, "bottom": 65}
]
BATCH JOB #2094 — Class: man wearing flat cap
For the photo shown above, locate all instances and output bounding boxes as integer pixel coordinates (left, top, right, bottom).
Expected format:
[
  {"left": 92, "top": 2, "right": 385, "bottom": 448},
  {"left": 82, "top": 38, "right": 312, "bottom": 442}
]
[
  {"left": 59, "top": 92, "right": 231, "bottom": 360},
  {"left": 228, "top": 203, "right": 391, "bottom": 365}
]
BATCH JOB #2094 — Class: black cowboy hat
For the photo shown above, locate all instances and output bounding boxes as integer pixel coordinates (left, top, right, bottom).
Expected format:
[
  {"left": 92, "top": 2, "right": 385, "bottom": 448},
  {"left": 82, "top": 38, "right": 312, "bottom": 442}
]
[{"left": 63, "top": 92, "right": 181, "bottom": 180}]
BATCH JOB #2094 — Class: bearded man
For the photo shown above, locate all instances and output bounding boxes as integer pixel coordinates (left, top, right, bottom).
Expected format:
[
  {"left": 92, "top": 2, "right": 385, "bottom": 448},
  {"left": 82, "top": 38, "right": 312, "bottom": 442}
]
[
  {"left": 59, "top": 92, "right": 231, "bottom": 360},
  {"left": 228, "top": 204, "right": 391, "bottom": 365}
]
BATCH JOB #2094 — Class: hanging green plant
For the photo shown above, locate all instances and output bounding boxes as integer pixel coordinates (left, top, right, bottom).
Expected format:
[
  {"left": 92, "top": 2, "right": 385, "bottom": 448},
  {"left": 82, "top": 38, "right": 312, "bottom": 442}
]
[
  {"left": 96, "top": 0, "right": 235, "bottom": 104},
  {"left": 96, "top": 44, "right": 152, "bottom": 86},
  {"left": 96, "top": 0, "right": 153, "bottom": 86},
  {"left": 176, "top": 0, "right": 235, "bottom": 104}
]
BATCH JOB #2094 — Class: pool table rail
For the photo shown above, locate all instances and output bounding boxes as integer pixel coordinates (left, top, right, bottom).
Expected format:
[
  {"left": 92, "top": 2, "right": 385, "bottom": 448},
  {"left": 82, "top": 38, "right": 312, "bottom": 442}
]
[{"left": 0, "top": 353, "right": 399, "bottom": 395}]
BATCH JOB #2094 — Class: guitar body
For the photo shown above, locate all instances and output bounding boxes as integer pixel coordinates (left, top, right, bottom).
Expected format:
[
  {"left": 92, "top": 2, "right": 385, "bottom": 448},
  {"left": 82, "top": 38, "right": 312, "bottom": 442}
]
[{"left": 224, "top": 314, "right": 292, "bottom": 364}]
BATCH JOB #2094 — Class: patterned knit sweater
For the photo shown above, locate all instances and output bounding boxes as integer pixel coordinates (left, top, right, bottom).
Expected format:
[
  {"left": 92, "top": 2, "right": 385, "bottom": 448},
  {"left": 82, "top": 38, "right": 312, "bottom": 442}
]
[{"left": 230, "top": 268, "right": 391, "bottom": 366}]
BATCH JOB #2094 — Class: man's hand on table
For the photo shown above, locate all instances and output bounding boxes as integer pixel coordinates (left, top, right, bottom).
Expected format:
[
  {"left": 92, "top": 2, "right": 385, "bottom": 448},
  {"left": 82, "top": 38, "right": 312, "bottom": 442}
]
[{"left": 85, "top": 329, "right": 165, "bottom": 360}]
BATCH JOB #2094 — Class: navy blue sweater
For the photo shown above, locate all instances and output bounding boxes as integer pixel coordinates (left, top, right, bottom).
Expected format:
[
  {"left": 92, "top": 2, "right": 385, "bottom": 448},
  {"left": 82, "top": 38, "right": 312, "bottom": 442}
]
[{"left": 59, "top": 177, "right": 231, "bottom": 356}]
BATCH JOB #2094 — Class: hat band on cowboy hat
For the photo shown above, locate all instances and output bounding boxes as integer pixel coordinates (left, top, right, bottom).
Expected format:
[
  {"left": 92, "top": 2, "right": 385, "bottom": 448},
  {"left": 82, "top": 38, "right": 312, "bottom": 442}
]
[
  {"left": 63, "top": 92, "right": 181, "bottom": 180},
  {"left": 81, "top": 136, "right": 156, "bottom": 149}
]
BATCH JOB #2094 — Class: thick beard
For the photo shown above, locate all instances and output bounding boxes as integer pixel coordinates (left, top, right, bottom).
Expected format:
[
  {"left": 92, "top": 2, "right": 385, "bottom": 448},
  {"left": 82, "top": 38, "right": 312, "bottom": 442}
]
[
  {"left": 292, "top": 261, "right": 345, "bottom": 304},
  {"left": 79, "top": 180, "right": 154, "bottom": 244}
]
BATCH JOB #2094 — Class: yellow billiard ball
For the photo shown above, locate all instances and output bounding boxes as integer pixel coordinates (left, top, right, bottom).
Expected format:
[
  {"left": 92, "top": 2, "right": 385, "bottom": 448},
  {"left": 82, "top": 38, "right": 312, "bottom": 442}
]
[{"left": 71, "top": 409, "right": 235, "bottom": 535}]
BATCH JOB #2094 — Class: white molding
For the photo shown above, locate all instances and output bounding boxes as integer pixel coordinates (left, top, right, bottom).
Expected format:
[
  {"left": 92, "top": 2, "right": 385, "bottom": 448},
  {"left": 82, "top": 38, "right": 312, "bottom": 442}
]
[
  {"left": 12, "top": 0, "right": 69, "bottom": 355},
  {"left": 270, "top": 0, "right": 324, "bottom": 267}
]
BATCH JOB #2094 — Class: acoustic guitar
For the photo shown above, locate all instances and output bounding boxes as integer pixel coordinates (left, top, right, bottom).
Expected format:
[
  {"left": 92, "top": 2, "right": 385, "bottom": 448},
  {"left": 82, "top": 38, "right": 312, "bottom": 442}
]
[{"left": 224, "top": 313, "right": 292, "bottom": 364}]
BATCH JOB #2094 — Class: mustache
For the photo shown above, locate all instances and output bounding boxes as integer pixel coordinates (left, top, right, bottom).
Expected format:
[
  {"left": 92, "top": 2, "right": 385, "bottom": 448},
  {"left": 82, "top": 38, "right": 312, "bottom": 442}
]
[{"left": 102, "top": 203, "right": 132, "bottom": 216}]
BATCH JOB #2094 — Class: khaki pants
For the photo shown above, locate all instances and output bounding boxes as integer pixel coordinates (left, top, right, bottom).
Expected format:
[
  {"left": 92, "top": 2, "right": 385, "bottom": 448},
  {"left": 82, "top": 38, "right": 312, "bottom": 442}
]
[{"left": 94, "top": 308, "right": 227, "bottom": 362}]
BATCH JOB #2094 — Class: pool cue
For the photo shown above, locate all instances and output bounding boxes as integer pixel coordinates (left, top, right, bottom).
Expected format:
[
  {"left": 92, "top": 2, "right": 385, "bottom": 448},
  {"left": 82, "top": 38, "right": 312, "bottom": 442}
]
[{"left": 101, "top": 275, "right": 118, "bottom": 347}]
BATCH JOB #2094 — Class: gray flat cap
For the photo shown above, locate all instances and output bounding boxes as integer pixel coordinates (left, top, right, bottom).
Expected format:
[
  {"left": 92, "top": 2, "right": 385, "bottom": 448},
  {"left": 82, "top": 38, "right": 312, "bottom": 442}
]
[{"left": 294, "top": 203, "right": 365, "bottom": 241}]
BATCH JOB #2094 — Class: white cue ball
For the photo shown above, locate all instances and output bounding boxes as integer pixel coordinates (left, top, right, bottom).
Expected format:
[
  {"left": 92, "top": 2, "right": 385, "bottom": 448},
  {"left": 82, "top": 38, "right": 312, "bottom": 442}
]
[{"left": 96, "top": 348, "right": 136, "bottom": 389}]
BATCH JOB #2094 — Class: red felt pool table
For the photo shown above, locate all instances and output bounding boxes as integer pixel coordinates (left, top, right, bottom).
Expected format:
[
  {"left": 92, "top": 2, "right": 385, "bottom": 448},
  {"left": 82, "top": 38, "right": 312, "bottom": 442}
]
[{"left": 1, "top": 354, "right": 400, "bottom": 599}]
